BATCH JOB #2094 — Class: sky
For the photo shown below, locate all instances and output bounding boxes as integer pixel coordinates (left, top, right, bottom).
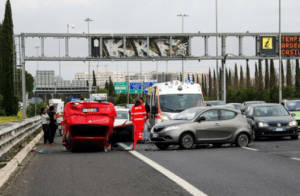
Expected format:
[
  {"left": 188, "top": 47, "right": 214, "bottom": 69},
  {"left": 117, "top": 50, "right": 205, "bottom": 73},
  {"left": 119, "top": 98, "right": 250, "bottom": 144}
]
[{"left": 1, "top": 0, "right": 300, "bottom": 81}]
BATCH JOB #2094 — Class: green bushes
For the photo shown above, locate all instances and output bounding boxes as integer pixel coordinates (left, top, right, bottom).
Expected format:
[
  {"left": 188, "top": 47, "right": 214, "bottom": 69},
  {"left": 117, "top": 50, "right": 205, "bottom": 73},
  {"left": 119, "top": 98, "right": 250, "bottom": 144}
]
[{"left": 26, "top": 101, "right": 47, "bottom": 118}]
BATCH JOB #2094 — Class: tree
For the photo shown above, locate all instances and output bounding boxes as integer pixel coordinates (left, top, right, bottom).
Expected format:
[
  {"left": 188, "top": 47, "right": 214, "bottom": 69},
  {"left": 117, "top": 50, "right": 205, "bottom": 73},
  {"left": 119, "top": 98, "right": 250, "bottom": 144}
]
[
  {"left": 270, "top": 59, "right": 276, "bottom": 87},
  {"left": 234, "top": 63, "right": 238, "bottom": 90},
  {"left": 105, "top": 80, "right": 109, "bottom": 91},
  {"left": 265, "top": 60, "right": 270, "bottom": 89},
  {"left": 204, "top": 74, "right": 207, "bottom": 97},
  {"left": 197, "top": 75, "right": 200, "bottom": 84},
  {"left": 92, "top": 70, "right": 96, "bottom": 87},
  {"left": 246, "top": 61, "right": 250, "bottom": 87},
  {"left": 258, "top": 60, "right": 263, "bottom": 91},
  {"left": 0, "top": 23, "right": 3, "bottom": 97},
  {"left": 219, "top": 67, "right": 222, "bottom": 95},
  {"left": 286, "top": 59, "right": 292, "bottom": 86},
  {"left": 226, "top": 69, "right": 229, "bottom": 88},
  {"left": 213, "top": 69, "right": 216, "bottom": 97},
  {"left": 240, "top": 65, "right": 244, "bottom": 88},
  {"left": 2, "top": 0, "right": 17, "bottom": 116},
  {"left": 26, "top": 101, "right": 47, "bottom": 118},
  {"left": 108, "top": 76, "right": 116, "bottom": 97},
  {"left": 208, "top": 68, "right": 212, "bottom": 97},
  {"left": 254, "top": 62, "right": 259, "bottom": 90},
  {"left": 97, "top": 88, "right": 109, "bottom": 95},
  {"left": 296, "top": 59, "right": 300, "bottom": 88}
]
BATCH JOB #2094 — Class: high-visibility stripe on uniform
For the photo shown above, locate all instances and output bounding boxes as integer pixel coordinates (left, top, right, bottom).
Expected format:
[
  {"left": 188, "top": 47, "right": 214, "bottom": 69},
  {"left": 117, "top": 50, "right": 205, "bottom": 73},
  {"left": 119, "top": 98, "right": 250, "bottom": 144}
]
[
  {"left": 133, "top": 118, "right": 144, "bottom": 120},
  {"left": 132, "top": 112, "right": 146, "bottom": 115}
]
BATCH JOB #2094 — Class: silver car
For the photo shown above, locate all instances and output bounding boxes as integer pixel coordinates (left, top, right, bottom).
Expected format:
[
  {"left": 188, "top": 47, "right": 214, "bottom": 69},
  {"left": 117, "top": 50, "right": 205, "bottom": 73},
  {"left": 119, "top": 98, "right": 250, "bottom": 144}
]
[{"left": 150, "top": 107, "right": 252, "bottom": 149}]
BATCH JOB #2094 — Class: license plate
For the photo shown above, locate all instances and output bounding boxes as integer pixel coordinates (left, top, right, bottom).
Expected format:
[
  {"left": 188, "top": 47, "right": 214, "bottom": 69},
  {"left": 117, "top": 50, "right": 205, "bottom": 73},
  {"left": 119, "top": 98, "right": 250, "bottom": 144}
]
[
  {"left": 152, "top": 134, "right": 159, "bottom": 138},
  {"left": 82, "top": 108, "right": 98, "bottom": 113},
  {"left": 276, "top": 128, "right": 284, "bottom": 131}
]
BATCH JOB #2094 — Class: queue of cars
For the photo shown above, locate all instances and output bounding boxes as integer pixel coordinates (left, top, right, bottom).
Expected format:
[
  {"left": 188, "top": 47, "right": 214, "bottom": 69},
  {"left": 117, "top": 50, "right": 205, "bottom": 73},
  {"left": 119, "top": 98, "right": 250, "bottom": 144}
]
[{"left": 150, "top": 99, "right": 299, "bottom": 150}]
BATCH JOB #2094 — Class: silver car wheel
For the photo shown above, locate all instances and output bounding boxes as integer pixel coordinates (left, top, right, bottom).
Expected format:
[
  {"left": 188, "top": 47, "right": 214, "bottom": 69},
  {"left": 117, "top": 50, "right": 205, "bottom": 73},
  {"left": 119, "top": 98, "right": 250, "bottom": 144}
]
[
  {"left": 182, "top": 134, "right": 193, "bottom": 149},
  {"left": 237, "top": 134, "right": 249, "bottom": 147}
]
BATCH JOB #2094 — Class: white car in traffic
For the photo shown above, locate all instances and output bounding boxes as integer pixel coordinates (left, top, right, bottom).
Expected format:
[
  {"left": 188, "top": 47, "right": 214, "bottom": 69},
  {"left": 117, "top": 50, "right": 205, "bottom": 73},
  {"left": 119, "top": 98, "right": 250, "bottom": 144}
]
[{"left": 114, "top": 108, "right": 131, "bottom": 126}]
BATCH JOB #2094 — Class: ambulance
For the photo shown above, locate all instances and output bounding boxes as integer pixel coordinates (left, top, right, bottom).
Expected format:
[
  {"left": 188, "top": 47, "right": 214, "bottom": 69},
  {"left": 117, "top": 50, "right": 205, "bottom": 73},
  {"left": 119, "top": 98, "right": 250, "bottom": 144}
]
[{"left": 148, "top": 80, "right": 204, "bottom": 129}]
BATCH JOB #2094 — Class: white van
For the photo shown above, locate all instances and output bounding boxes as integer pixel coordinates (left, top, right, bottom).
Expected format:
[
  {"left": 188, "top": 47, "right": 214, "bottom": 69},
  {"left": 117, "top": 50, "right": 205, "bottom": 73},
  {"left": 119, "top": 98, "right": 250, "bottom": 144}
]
[{"left": 148, "top": 80, "right": 204, "bottom": 129}]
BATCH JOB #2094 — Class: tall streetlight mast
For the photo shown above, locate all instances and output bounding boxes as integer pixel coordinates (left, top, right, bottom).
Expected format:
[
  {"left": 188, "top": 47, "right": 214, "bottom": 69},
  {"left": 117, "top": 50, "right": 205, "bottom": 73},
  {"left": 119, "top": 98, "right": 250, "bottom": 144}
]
[
  {"left": 177, "top": 14, "right": 188, "bottom": 82},
  {"left": 85, "top": 18, "right": 93, "bottom": 92},
  {"left": 279, "top": 0, "right": 282, "bottom": 102},
  {"left": 216, "top": 0, "right": 219, "bottom": 100}
]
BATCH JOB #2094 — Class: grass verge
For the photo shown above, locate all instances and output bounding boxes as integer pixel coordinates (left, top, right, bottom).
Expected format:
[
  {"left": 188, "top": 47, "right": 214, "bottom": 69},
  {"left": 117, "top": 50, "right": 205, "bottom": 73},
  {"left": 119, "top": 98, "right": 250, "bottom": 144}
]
[{"left": 0, "top": 110, "right": 25, "bottom": 125}]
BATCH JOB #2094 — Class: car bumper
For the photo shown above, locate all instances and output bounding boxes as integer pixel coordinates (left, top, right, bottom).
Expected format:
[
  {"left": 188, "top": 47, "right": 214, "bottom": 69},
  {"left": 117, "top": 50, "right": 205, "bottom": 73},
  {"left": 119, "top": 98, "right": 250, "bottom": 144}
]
[
  {"left": 149, "top": 130, "right": 180, "bottom": 144},
  {"left": 256, "top": 126, "right": 298, "bottom": 137}
]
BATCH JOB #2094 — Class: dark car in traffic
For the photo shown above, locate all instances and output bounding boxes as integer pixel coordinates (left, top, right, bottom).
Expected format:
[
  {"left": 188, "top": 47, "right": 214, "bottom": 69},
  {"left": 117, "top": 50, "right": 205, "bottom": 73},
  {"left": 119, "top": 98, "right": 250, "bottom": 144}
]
[
  {"left": 228, "top": 103, "right": 242, "bottom": 111},
  {"left": 150, "top": 107, "right": 252, "bottom": 150},
  {"left": 241, "top": 101, "right": 266, "bottom": 114},
  {"left": 245, "top": 104, "right": 298, "bottom": 140},
  {"left": 206, "top": 100, "right": 226, "bottom": 106}
]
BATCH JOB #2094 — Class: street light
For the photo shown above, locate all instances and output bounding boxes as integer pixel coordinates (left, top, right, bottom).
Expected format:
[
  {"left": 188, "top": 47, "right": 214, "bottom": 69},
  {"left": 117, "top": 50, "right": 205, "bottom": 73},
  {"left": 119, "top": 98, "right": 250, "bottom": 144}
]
[
  {"left": 222, "top": 53, "right": 238, "bottom": 103},
  {"left": 279, "top": 0, "right": 282, "bottom": 102},
  {"left": 85, "top": 18, "right": 93, "bottom": 92},
  {"left": 177, "top": 14, "right": 189, "bottom": 82},
  {"left": 215, "top": 0, "right": 219, "bottom": 100},
  {"left": 35, "top": 46, "right": 40, "bottom": 70}
]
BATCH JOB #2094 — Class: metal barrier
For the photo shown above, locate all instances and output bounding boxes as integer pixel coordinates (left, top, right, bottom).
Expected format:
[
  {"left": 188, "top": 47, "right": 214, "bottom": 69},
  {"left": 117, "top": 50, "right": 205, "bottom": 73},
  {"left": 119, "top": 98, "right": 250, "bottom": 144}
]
[{"left": 0, "top": 116, "right": 42, "bottom": 160}]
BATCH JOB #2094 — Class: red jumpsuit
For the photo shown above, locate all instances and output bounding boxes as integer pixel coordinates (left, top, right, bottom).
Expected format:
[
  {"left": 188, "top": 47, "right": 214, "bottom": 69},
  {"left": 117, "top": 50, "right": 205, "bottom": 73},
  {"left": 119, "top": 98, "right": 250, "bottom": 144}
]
[{"left": 131, "top": 104, "right": 147, "bottom": 141}]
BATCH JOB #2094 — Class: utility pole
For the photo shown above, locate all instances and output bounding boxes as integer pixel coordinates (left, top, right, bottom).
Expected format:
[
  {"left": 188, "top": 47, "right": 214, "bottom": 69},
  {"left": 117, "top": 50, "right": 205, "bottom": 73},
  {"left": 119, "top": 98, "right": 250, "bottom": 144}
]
[
  {"left": 177, "top": 14, "right": 188, "bottom": 82},
  {"left": 216, "top": 0, "right": 219, "bottom": 100},
  {"left": 279, "top": 0, "right": 282, "bottom": 102},
  {"left": 85, "top": 18, "right": 93, "bottom": 92}
]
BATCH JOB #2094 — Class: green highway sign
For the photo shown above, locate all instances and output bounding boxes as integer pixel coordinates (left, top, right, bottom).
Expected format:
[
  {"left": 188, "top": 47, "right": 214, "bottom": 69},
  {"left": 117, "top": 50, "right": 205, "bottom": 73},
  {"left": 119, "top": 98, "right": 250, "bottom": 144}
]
[
  {"left": 129, "top": 82, "right": 143, "bottom": 94},
  {"left": 114, "top": 82, "right": 127, "bottom": 94}
]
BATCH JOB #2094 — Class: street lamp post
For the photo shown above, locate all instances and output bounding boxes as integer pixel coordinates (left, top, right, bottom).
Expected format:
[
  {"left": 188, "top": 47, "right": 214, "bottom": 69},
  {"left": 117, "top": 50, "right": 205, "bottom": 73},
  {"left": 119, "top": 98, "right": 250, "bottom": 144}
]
[
  {"left": 279, "top": 0, "right": 282, "bottom": 102},
  {"left": 85, "top": 18, "right": 93, "bottom": 92},
  {"left": 216, "top": 0, "right": 219, "bottom": 100},
  {"left": 177, "top": 14, "right": 188, "bottom": 82}
]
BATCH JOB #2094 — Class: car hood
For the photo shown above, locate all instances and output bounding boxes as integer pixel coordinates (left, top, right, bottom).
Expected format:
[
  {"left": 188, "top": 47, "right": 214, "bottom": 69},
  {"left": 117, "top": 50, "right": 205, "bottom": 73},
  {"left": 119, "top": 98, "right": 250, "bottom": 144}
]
[
  {"left": 154, "top": 120, "right": 192, "bottom": 128},
  {"left": 254, "top": 116, "right": 294, "bottom": 123}
]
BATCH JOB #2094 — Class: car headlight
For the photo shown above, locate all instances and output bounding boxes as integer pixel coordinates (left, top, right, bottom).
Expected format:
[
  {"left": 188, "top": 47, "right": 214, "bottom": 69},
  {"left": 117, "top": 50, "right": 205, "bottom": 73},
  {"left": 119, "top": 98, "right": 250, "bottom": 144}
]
[
  {"left": 164, "top": 126, "right": 179, "bottom": 131},
  {"left": 258, "top": 122, "right": 269, "bottom": 128},
  {"left": 289, "top": 120, "right": 297, "bottom": 127},
  {"left": 160, "top": 114, "right": 171, "bottom": 122}
]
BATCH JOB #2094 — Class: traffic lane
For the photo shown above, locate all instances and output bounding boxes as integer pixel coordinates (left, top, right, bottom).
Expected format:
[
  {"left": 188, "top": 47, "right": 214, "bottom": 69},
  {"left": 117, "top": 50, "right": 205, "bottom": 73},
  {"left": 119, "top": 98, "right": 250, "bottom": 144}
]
[
  {"left": 136, "top": 143, "right": 300, "bottom": 196},
  {"left": 250, "top": 135, "right": 300, "bottom": 158},
  {"left": 0, "top": 134, "right": 190, "bottom": 196}
]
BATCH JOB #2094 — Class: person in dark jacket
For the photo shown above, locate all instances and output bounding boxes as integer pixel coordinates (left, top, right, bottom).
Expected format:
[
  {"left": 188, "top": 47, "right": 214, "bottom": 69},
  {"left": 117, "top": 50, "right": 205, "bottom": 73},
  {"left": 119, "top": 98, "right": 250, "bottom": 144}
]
[
  {"left": 40, "top": 108, "right": 50, "bottom": 145},
  {"left": 140, "top": 98, "right": 150, "bottom": 120},
  {"left": 48, "top": 106, "right": 57, "bottom": 145}
]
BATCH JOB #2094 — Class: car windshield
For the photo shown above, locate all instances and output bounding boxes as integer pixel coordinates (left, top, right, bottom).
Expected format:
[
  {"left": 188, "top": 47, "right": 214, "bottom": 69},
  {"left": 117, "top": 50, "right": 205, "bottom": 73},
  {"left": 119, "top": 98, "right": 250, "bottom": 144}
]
[
  {"left": 116, "top": 111, "right": 128, "bottom": 119},
  {"left": 254, "top": 105, "right": 289, "bottom": 117},
  {"left": 207, "top": 101, "right": 225, "bottom": 106},
  {"left": 159, "top": 94, "right": 203, "bottom": 113},
  {"left": 286, "top": 100, "right": 300, "bottom": 111},
  {"left": 173, "top": 108, "right": 205, "bottom": 120}
]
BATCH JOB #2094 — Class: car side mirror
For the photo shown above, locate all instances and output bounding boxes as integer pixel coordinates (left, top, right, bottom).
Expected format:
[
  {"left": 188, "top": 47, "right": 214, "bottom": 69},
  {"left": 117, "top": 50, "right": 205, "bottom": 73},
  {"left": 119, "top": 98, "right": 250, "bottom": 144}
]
[
  {"left": 151, "top": 106, "right": 158, "bottom": 114},
  {"left": 291, "top": 113, "right": 296, "bottom": 117},
  {"left": 198, "top": 116, "right": 206, "bottom": 122}
]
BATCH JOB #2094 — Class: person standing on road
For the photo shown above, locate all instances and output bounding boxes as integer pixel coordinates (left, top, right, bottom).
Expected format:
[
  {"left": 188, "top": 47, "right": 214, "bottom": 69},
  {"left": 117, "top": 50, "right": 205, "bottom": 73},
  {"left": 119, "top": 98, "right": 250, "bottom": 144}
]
[
  {"left": 131, "top": 98, "right": 147, "bottom": 141},
  {"left": 140, "top": 97, "right": 150, "bottom": 120},
  {"left": 48, "top": 106, "right": 58, "bottom": 146},
  {"left": 40, "top": 108, "right": 50, "bottom": 145},
  {"left": 140, "top": 97, "right": 150, "bottom": 141}
]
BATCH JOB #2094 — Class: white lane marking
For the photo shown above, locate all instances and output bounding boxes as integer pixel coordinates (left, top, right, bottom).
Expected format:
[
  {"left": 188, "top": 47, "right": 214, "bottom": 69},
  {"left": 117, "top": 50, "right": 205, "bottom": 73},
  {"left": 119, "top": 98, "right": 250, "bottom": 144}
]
[
  {"left": 242, "top": 147, "right": 259, "bottom": 151},
  {"left": 291, "top": 157, "right": 300, "bottom": 161},
  {"left": 130, "top": 150, "right": 207, "bottom": 196}
]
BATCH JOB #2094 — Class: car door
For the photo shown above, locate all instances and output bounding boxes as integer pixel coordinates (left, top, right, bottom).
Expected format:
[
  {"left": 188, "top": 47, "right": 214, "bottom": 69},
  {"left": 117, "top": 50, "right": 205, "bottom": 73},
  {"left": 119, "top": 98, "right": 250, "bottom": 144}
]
[
  {"left": 214, "top": 110, "right": 238, "bottom": 139},
  {"left": 195, "top": 109, "right": 220, "bottom": 142}
]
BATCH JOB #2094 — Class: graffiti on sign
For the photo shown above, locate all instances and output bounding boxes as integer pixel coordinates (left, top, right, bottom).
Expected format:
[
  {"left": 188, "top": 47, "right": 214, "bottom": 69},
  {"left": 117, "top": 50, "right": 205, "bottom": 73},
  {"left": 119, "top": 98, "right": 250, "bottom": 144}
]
[{"left": 92, "top": 37, "right": 188, "bottom": 58}]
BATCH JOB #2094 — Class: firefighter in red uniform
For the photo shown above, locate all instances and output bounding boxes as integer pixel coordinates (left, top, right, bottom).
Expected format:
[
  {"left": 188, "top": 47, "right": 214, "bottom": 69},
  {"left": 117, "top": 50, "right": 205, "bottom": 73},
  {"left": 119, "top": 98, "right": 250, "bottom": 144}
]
[{"left": 131, "top": 98, "right": 147, "bottom": 141}]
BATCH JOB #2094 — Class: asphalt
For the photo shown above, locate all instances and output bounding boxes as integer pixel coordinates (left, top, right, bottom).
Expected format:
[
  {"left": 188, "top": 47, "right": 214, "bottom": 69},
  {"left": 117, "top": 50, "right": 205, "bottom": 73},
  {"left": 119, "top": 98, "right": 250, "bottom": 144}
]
[
  {"left": 1, "top": 132, "right": 300, "bottom": 196},
  {"left": 136, "top": 135, "right": 300, "bottom": 196},
  {"left": 0, "top": 133, "right": 190, "bottom": 196}
]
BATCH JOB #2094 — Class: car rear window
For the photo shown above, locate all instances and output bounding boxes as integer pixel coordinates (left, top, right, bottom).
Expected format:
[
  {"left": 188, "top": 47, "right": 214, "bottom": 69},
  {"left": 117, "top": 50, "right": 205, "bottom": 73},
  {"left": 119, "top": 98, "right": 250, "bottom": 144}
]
[{"left": 220, "top": 110, "right": 237, "bottom": 120}]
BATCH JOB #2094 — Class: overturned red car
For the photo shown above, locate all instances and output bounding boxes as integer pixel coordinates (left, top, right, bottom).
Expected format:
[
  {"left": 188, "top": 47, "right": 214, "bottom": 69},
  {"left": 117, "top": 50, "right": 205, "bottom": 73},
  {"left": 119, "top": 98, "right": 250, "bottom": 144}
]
[{"left": 61, "top": 101, "right": 136, "bottom": 152}]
